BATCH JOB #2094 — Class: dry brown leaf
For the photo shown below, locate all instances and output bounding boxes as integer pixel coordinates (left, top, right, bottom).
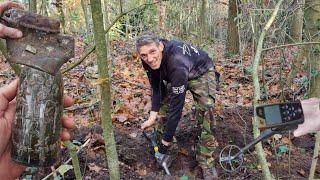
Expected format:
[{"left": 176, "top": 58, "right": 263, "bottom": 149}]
[
  {"left": 136, "top": 166, "right": 147, "bottom": 176},
  {"left": 297, "top": 169, "right": 306, "bottom": 177},
  {"left": 116, "top": 114, "right": 128, "bottom": 123},
  {"left": 88, "top": 163, "right": 103, "bottom": 173},
  {"left": 179, "top": 148, "right": 189, "bottom": 156},
  {"left": 281, "top": 137, "right": 290, "bottom": 144}
]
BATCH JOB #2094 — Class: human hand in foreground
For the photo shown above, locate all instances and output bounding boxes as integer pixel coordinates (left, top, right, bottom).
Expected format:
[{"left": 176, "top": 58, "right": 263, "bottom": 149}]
[
  {"left": 141, "top": 111, "right": 158, "bottom": 130},
  {"left": 294, "top": 98, "right": 320, "bottom": 137},
  {"left": 0, "top": 1, "right": 23, "bottom": 38},
  {"left": 0, "top": 79, "right": 75, "bottom": 179}
]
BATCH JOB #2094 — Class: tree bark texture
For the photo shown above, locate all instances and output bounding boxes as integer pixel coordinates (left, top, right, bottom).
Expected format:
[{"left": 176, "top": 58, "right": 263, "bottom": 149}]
[
  {"left": 90, "top": 0, "right": 120, "bottom": 179},
  {"left": 252, "top": 0, "right": 284, "bottom": 179},
  {"left": 199, "top": 0, "right": 208, "bottom": 42},
  {"left": 158, "top": 0, "right": 166, "bottom": 33},
  {"left": 291, "top": 0, "right": 305, "bottom": 42},
  {"left": 305, "top": 0, "right": 320, "bottom": 97},
  {"left": 81, "top": 0, "right": 91, "bottom": 36},
  {"left": 227, "top": 0, "right": 240, "bottom": 55},
  {"left": 29, "top": 0, "right": 37, "bottom": 13},
  {"left": 56, "top": 0, "right": 66, "bottom": 33}
]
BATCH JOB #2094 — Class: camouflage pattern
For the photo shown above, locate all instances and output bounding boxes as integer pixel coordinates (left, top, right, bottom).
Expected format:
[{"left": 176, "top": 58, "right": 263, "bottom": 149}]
[{"left": 156, "top": 68, "right": 218, "bottom": 168}]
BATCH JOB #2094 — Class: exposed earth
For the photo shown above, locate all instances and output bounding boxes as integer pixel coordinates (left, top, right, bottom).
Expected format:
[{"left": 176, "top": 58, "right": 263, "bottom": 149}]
[{"left": 0, "top": 38, "right": 318, "bottom": 179}]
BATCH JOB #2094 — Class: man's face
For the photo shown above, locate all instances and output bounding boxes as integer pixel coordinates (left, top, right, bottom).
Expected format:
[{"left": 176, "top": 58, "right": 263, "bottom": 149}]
[{"left": 138, "top": 42, "right": 164, "bottom": 70}]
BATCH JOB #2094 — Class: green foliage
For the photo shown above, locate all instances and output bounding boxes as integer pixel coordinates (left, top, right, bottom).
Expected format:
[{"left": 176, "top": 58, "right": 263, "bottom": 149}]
[
  {"left": 56, "top": 165, "right": 74, "bottom": 177},
  {"left": 277, "top": 144, "right": 289, "bottom": 156},
  {"left": 245, "top": 66, "right": 253, "bottom": 74},
  {"left": 180, "top": 175, "right": 189, "bottom": 180}
]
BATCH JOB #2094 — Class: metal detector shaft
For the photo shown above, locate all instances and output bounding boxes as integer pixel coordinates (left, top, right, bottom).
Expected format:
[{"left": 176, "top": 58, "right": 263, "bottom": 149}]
[{"left": 233, "top": 128, "right": 277, "bottom": 158}]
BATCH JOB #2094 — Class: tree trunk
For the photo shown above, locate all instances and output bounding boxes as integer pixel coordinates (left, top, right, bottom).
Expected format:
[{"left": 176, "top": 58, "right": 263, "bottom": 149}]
[
  {"left": 291, "top": 0, "right": 305, "bottom": 42},
  {"left": 305, "top": 0, "right": 320, "bottom": 97},
  {"left": 81, "top": 0, "right": 91, "bottom": 37},
  {"left": 56, "top": 0, "right": 66, "bottom": 33},
  {"left": 288, "top": 0, "right": 306, "bottom": 86},
  {"left": 90, "top": 0, "right": 120, "bottom": 179},
  {"left": 252, "top": 0, "right": 284, "bottom": 179},
  {"left": 199, "top": 0, "right": 208, "bottom": 42},
  {"left": 158, "top": 0, "right": 166, "bottom": 33},
  {"left": 29, "top": 0, "right": 37, "bottom": 12},
  {"left": 40, "top": 0, "right": 48, "bottom": 16},
  {"left": 227, "top": 0, "right": 240, "bottom": 55}
]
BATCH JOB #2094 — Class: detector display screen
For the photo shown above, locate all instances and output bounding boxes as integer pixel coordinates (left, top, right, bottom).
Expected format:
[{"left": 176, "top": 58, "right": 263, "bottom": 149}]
[{"left": 264, "top": 105, "right": 282, "bottom": 125}]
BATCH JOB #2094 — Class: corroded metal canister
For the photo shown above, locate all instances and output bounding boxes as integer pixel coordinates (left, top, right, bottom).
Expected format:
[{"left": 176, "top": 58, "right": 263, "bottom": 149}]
[{"left": 1, "top": 9, "right": 74, "bottom": 167}]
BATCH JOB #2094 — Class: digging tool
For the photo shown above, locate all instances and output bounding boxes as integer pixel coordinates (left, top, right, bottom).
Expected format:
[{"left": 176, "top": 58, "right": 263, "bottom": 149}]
[
  {"left": 219, "top": 101, "right": 304, "bottom": 173},
  {"left": 143, "top": 130, "right": 173, "bottom": 175},
  {"left": 1, "top": 8, "right": 74, "bottom": 167}
]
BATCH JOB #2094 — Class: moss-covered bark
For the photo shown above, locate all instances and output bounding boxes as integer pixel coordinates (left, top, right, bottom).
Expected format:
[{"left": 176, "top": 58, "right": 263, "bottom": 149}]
[
  {"left": 227, "top": 0, "right": 240, "bottom": 55},
  {"left": 90, "top": 0, "right": 120, "bottom": 179},
  {"left": 28, "top": 0, "right": 37, "bottom": 13},
  {"left": 305, "top": 0, "right": 320, "bottom": 97}
]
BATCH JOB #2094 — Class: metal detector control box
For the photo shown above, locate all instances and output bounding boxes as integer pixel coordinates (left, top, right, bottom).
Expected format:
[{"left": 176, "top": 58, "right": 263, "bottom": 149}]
[{"left": 257, "top": 101, "right": 304, "bottom": 130}]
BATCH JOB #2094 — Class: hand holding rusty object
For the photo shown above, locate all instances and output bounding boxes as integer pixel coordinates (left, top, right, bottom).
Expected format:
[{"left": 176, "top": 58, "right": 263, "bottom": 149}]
[
  {"left": 1, "top": 8, "right": 74, "bottom": 167},
  {"left": 0, "top": 80, "right": 75, "bottom": 179},
  {"left": 0, "top": 2, "right": 23, "bottom": 38}
]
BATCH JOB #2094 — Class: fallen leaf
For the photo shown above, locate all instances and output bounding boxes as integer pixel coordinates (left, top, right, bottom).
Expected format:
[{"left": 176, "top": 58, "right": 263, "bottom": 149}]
[
  {"left": 129, "top": 132, "right": 137, "bottom": 138},
  {"left": 297, "top": 169, "right": 306, "bottom": 177},
  {"left": 57, "top": 164, "right": 73, "bottom": 177},
  {"left": 88, "top": 163, "right": 103, "bottom": 173},
  {"left": 136, "top": 166, "right": 147, "bottom": 176},
  {"left": 281, "top": 137, "right": 290, "bottom": 144},
  {"left": 179, "top": 148, "right": 189, "bottom": 156},
  {"left": 273, "top": 134, "right": 282, "bottom": 140},
  {"left": 116, "top": 114, "right": 128, "bottom": 123}
]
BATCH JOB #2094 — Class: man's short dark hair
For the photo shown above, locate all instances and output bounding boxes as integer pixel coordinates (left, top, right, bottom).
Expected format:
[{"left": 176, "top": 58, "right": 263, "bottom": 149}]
[{"left": 136, "top": 31, "right": 160, "bottom": 51}]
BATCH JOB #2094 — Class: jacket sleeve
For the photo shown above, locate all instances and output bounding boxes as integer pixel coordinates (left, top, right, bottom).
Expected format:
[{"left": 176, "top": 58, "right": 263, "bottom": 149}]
[
  {"left": 142, "top": 62, "right": 161, "bottom": 112},
  {"left": 162, "top": 67, "right": 188, "bottom": 142}
]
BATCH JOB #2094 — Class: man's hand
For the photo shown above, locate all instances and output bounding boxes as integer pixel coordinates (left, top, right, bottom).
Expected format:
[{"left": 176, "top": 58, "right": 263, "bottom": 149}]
[
  {"left": 294, "top": 98, "right": 320, "bottom": 137},
  {"left": 141, "top": 111, "right": 158, "bottom": 130},
  {"left": 0, "top": 79, "right": 75, "bottom": 179},
  {"left": 0, "top": 1, "right": 23, "bottom": 38}
]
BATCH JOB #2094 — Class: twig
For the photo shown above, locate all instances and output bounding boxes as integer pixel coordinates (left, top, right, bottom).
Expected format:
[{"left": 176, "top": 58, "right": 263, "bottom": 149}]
[
  {"left": 62, "top": 45, "right": 95, "bottom": 74},
  {"left": 63, "top": 0, "right": 167, "bottom": 74},
  {"left": 252, "top": 0, "right": 284, "bottom": 179},
  {"left": 42, "top": 138, "right": 91, "bottom": 180},
  {"left": 122, "top": 79, "right": 148, "bottom": 89},
  {"left": 64, "top": 141, "right": 82, "bottom": 180},
  {"left": 262, "top": 41, "right": 320, "bottom": 51},
  {"left": 309, "top": 132, "right": 320, "bottom": 179},
  {"left": 65, "top": 100, "right": 99, "bottom": 111},
  {"left": 235, "top": 108, "right": 247, "bottom": 145}
]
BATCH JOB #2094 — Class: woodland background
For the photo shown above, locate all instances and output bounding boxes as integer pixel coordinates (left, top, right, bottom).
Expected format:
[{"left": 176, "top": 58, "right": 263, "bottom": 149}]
[{"left": 0, "top": 0, "right": 320, "bottom": 179}]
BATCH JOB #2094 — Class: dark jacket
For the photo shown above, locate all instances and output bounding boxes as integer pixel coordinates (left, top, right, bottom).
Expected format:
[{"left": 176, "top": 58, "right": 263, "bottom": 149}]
[{"left": 142, "top": 39, "right": 214, "bottom": 142}]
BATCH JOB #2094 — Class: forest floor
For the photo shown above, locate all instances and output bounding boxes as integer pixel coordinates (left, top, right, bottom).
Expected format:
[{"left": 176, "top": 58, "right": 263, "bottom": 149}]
[{"left": 0, "top": 37, "right": 319, "bottom": 179}]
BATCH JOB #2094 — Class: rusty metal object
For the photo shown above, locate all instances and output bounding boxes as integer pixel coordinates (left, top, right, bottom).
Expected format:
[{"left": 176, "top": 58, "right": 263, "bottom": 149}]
[
  {"left": 2, "top": 9, "right": 60, "bottom": 33},
  {"left": 1, "top": 9, "right": 74, "bottom": 75},
  {"left": 12, "top": 67, "right": 63, "bottom": 167},
  {"left": 1, "top": 9, "right": 74, "bottom": 167}
]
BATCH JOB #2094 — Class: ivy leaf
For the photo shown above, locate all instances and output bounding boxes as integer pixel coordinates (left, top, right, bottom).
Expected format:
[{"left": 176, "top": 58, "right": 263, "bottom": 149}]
[
  {"left": 180, "top": 175, "right": 189, "bottom": 180},
  {"left": 57, "top": 164, "right": 73, "bottom": 177},
  {"left": 277, "top": 144, "right": 289, "bottom": 156}
]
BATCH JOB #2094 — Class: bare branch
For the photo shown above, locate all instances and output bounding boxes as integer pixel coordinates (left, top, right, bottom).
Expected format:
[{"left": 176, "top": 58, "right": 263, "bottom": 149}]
[{"left": 63, "top": 0, "right": 168, "bottom": 74}]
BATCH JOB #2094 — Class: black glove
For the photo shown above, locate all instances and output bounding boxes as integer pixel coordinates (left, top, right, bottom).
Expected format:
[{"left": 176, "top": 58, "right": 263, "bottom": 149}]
[
  {"left": 158, "top": 142, "right": 169, "bottom": 154},
  {"left": 154, "top": 142, "right": 169, "bottom": 163}
]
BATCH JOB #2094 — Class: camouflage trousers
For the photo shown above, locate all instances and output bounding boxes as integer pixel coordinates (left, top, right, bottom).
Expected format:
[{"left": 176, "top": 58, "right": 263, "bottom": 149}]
[{"left": 156, "top": 68, "right": 218, "bottom": 169}]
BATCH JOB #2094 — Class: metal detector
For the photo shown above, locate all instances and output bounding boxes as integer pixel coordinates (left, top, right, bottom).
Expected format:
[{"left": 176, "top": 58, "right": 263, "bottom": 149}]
[{"left": 219, "top": 102, "right": 304, "bottom": 172}]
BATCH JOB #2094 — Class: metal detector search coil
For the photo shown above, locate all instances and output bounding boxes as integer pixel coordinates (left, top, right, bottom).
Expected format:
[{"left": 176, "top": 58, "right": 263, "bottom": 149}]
[{"left": 219, "top": 101, "right": 304, "bottom": 173}]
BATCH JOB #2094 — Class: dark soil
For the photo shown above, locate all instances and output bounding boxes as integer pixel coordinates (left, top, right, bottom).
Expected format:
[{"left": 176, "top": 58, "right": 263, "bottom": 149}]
[{"left": 28, "top": 106, "right": 319, "bottom": 180}]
